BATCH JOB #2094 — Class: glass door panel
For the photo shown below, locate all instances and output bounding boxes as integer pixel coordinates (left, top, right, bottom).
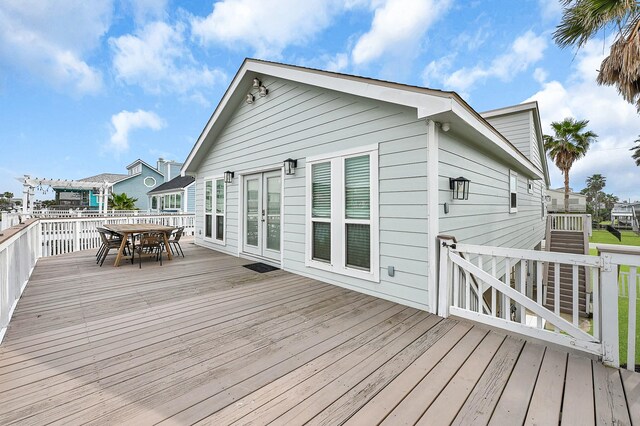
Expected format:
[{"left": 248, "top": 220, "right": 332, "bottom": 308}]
[
  {"left": 265, "top": 174, "right": 281, "bottom": 253},
  {"left": 245, "top": 178, "right": 260, "bottom": 248}
]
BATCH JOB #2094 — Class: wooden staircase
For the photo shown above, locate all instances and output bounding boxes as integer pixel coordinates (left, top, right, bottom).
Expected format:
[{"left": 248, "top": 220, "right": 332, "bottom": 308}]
[{"left": 544, "top": 216, "right": 590, "bottom": 317}]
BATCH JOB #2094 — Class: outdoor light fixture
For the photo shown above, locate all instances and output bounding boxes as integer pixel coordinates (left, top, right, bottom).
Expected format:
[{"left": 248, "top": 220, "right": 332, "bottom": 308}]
[
  {"left": 258, "top": 85, "right": 268, "bottom": 97},
  {"left": 441, "top": 122, "right": 451, "bottom": 132},
  {"left": 224, "top": 171, "right": 235, "bottom": 184},
  {"left": 544, "top": 195, "right": 551, "bottom": 202},
  {"left": 252, "top": 78, "right": 261, "bottom": 88},
  {"left": 246, "top": 93, "right": 255, "bottom": 104},
  {"left": 283, "top": 158, "right": 298, "bottom": 175},
  {"left": 449, "top": 176, "right": 470, "bottom": 200}
]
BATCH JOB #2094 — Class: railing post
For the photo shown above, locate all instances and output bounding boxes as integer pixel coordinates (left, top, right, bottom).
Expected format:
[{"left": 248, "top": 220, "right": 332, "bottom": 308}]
[
  {"left": 599, "top": 252, "right": 620, "bottom": 367},
  {"left": 437, "top": 236, "right": 454, "bottom": 318},
  {"left": 73, "top": 221, "right": 80, "bottom": 252}
]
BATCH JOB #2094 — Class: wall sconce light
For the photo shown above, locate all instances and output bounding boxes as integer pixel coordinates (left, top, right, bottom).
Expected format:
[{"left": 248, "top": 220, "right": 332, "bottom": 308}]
[
  {"left": 449, "top": 176, "right": 470, "bottom": 200},
  {"left": 224, "top": 171, "right": 235, "bottom": 184},
  {"left": 283, "top": 158, "right": 298, "bottom": 175},
  {"left": 246, "top": 93, "right": 255, "bottom": 104},
  {"left": 544, "top": 195, "right": 551, "bottom": 202},
  {"left": 258, "top": 85, "right": 268, "bottom": 97},
  {"left": 441, "top": 122, "right": 451, "bottom": 132},
  {"left": 253, "top": 78, "right": 261, "bottom": 88}
]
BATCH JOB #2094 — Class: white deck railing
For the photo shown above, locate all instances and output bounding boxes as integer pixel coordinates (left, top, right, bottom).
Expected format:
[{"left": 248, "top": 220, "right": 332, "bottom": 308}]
[
  {"left": 548, "top": 213, "right": 592, "bottom": 236},
  {"left": 0, "top": 220, "right": 40, "bottom": 343},
  {"left": 39, "top": 214, "right": 195, "bottom": 257},
  {"left": 438, "top": 236, "right": 640, "bottom": 371}
]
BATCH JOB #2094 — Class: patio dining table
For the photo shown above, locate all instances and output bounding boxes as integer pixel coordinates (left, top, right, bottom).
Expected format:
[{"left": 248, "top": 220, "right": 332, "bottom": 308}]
[{"left": 103, "top": 223, "right": 175, "bottom": 266}]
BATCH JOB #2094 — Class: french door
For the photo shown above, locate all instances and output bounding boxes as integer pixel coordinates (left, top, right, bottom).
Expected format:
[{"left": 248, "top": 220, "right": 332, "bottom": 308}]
[{"left": 243, "top": 170, "right": 282, "bottom": 262}]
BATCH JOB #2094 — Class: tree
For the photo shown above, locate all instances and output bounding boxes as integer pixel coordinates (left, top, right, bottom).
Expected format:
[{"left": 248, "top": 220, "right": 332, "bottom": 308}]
[
  {"left": 631, "top": 135, "right": 640, "bottom": 165},
  {"left": 584, "top": 173, "right": 606, "bottom": 220},
  {"left": 544, "top": 118, "right": 598, "bottom": 212},
  {"left": 109, "top": 193, "right": 138, "bottom": 210},
  {"left": 554, "top": 0, "right": 640, "bottom": 111},
  {"left": 2, "top": 192, "right": 13, "bottom": 199}
]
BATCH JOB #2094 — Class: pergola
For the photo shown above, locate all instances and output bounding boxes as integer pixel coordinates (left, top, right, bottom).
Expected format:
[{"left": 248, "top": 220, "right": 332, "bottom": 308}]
[{"left": 18, "top": 175, "right": 113, "bottom": 215}]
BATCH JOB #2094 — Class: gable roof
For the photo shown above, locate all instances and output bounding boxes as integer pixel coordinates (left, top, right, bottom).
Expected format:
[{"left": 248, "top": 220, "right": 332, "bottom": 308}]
[
  {"left": 182, "top": 58, "right": 545, "bottom": 180},
  {"left": 126, "top": 159, "right": 163, "bottom": 175},
  {"left": 147, "top": 175, "right": 195, "bottom": 195},
  {"left": 480, "top": 101, "right": 550, "bottom": 186}
]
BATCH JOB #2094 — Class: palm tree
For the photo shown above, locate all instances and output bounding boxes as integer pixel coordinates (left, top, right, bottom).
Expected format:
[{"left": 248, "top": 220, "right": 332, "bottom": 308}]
[
  {"left": 631, "top": 135, "right": 640, "bottom": 165},
  {"left": 585, "top": 173, "right": 606, "bottom": 220},
  {"left": 554, "top": 0, "right": 640, "bottom": 111},
  {"left": 109, "top": 193, "right": 138, "bottom": 210},
  {"left": 544, "top": 118, "right": 598, "bottom": 212}
]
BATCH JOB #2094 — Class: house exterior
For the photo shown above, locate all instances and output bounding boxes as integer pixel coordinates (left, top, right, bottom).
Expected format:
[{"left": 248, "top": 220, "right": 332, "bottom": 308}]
[
  {"left": 51, "top": 158, "right": 183, "bottom": 210},
  {"left": 611, "top": 201, "right": 640, "bottom": 229},
  {"left": 111, "top": 159, "right": 165, "bottom": 210},
  {"left": 181, "top": 59, "right": 549, "bottom": 314},
  {"left": 546, "top": 188, "right": 587, "bottom": 213},
  {"left": 54, "top": 173, "right": 127, "bottom": 208},
  {"left": 147, "top": 175, "right": 196, "bottom": 213}
]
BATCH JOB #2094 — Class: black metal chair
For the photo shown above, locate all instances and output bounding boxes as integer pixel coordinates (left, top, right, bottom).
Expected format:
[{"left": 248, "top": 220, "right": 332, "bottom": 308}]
[
  {"left": 135, "top": 232, "right": 164, "bottom": 268},
  {"left": 167, "top": 226, "right": 185, "bottom": 257},
  {"left": 96, "top": 227, "right": 129, "bottom": 267}
]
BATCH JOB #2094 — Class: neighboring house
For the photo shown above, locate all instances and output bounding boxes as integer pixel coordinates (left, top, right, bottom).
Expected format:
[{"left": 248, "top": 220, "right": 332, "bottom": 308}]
[
  {"left": 111, "top": 159, "right": 165, "bottom": 210},
  {"left": 181, "top": 59, "right": 550, "bottom": 314},
  {"left": 546, "top": 188, "right": 587, "bottom": 213},
  {"left": 52, "top": 158, "right": 183, "bottom": 210},
  {"left": 147, "top": 175, "right": 196, "bottom": 213},
  {"left": 54, "top": 173, "right": 127, "bottom": 208},
  {"left": 611, "top": 202, "right": 640, "bottom": 229}
]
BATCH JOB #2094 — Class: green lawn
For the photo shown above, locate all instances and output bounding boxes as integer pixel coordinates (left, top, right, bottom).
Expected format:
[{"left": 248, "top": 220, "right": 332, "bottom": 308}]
[
  {"left": 590, "top": 229, "right": 640, "bottom": 246},
  {"left": 589, "top": 242, "right": 640, "bottom": 367}
]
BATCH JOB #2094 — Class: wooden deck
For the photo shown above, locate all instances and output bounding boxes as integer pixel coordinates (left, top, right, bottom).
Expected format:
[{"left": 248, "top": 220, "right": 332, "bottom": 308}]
[{"left": 1, "top": 242, "right": 637, "bottom": 425}]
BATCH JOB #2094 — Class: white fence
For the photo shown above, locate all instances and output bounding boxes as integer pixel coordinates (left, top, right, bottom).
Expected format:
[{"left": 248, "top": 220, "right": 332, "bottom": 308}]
[
  {"left": 39, "top": 214, "right": 195, "bottom": 257},
  {"left": 0, "top": 220, "right": 40, "bottom": 343},
  {"left": 548, "top": 213, "right": 592, "bottom": 236},
  {"left": 0, "top": 212, "right": 22, "bottom": 231},
  {"left": 438, "top": 236, "right": 640, "bottom": 371},
  {"left": 620, "top": 271, "right": 640, "bottom": 299}
]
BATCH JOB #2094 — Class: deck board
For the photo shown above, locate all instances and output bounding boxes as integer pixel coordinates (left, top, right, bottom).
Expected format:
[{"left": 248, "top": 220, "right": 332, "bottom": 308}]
[{"left": 0, "top": 241, "right": 636, "bottom": 425}]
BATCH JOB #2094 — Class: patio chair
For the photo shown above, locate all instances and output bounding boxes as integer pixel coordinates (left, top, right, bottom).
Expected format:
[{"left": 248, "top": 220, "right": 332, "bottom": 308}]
[
  {"left": 96, "top": 227, "right": 129, "bottom": 267},
  {"left": 135, "top": 232, "right": 164, "bottom": 268},
  {"left": 167, "top": 226, "right": 185, "bottom": 257}
]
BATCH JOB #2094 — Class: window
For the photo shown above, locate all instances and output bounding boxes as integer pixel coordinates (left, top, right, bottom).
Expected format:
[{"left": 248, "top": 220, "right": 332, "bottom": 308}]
[
  {"left": 205, "top": 178, "right": 225, "bottom": 243},
  {"left": 129, "top": 164, "right": 142, "bottom": 175},
  {"left": 144, "top": 176, "right": 156, "bottom": 187},
  {"left": 151, "top": 196, "right": 158, "bottom": 210},
  {"left": 306, "top": 146, "right": 379, "bottom": 282},
  {"left": 509, "top": 171, "right": 518, "bottom": 213}
]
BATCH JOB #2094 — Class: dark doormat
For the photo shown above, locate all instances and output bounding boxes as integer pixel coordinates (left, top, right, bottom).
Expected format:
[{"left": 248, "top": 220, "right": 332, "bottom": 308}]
[{"left": 243, "top": 262, "right": 279, "bottom": 273}]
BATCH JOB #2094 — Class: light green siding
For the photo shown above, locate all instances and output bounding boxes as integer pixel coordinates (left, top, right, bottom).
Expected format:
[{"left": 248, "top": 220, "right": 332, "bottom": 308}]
[{"left": 194, "top": 76, "right": 431, "bottom": 311}]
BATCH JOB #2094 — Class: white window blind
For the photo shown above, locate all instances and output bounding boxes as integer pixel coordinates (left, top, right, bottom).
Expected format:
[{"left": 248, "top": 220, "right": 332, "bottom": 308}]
[{"left": 311, "top": 162, "right": 331, "bottom": 262}]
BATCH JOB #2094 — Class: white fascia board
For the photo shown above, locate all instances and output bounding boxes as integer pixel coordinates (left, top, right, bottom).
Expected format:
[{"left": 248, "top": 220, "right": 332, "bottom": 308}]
[
  {"left": 247, "top": 61, "right": 454, "bottom": 118},
  {"left": 451, "top": 101, "right": 544, "bottom": 180},
  {"left": 480, "top": 101, "right": 539, "bottom": 118}
]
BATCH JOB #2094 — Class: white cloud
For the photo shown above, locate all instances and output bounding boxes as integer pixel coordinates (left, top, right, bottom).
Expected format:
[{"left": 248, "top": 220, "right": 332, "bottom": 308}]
[
  {"left": 324, "top": 53, "right": 350, "bottom": 72},
  {"left": 422, "top": 54, "right": 456, "bottom": 88},
  {"left": 191, "top": 0, "right": 341, "bottom": 58},
  {"left": 110, "top": 21, "right": 226, "bottom": 98},
  {"left": 538, "top": 0, "right": 562, "bottom": 21},
  {"left": 125, "top": 0, "right": 168, "bottom": 25},
  {"left": 351, "top": 0, "right": 452, "bottom": 65},
  {"left": 0, "top": 0, "right": 111, "bottom": 94},
  {"left": 526, "top": 40, "right": 640, "bottom": 201},
  {"left": 108, "top": 109, "right": 165, "bottom": 153},
  {"left": 441, "top": 30, "right": 547, "bottom": 94},
  {"left": 533, "top": 67, "right": 548, "bottom": 84}
]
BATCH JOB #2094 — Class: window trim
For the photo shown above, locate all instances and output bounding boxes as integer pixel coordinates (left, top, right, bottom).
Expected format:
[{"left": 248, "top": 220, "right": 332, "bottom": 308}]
[
  {"left": 527, "top": 179, "right": 533, "bottom": 194},
  {"left": 305, "top": 145, "right": 379, "bottom": 282},
  {"left": 203, "top": 176, "right": 226, "bottom": 245},
  {"left": 509, "top": 170, "right": 518, "bottom": 213},
  {"left": 144, "top": 176, "right": 156, "bottom": 188}
]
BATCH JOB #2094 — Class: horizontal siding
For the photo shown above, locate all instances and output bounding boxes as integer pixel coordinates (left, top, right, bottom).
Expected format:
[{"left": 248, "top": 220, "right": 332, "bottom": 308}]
[
  {"left": 485, "top": 114, "right": 531, "bottom": 159},
  {"left": 438, "top": 132, "right": 545, "bottom": 252},
  {"left": 194, "top": 76, "right": 431, "bottom": 311}
]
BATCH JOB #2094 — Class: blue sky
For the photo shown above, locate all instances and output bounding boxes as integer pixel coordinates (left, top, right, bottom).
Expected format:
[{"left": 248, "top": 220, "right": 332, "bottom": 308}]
[{"left": 1, "top": 0, "right": 639, "bottom": 201}]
